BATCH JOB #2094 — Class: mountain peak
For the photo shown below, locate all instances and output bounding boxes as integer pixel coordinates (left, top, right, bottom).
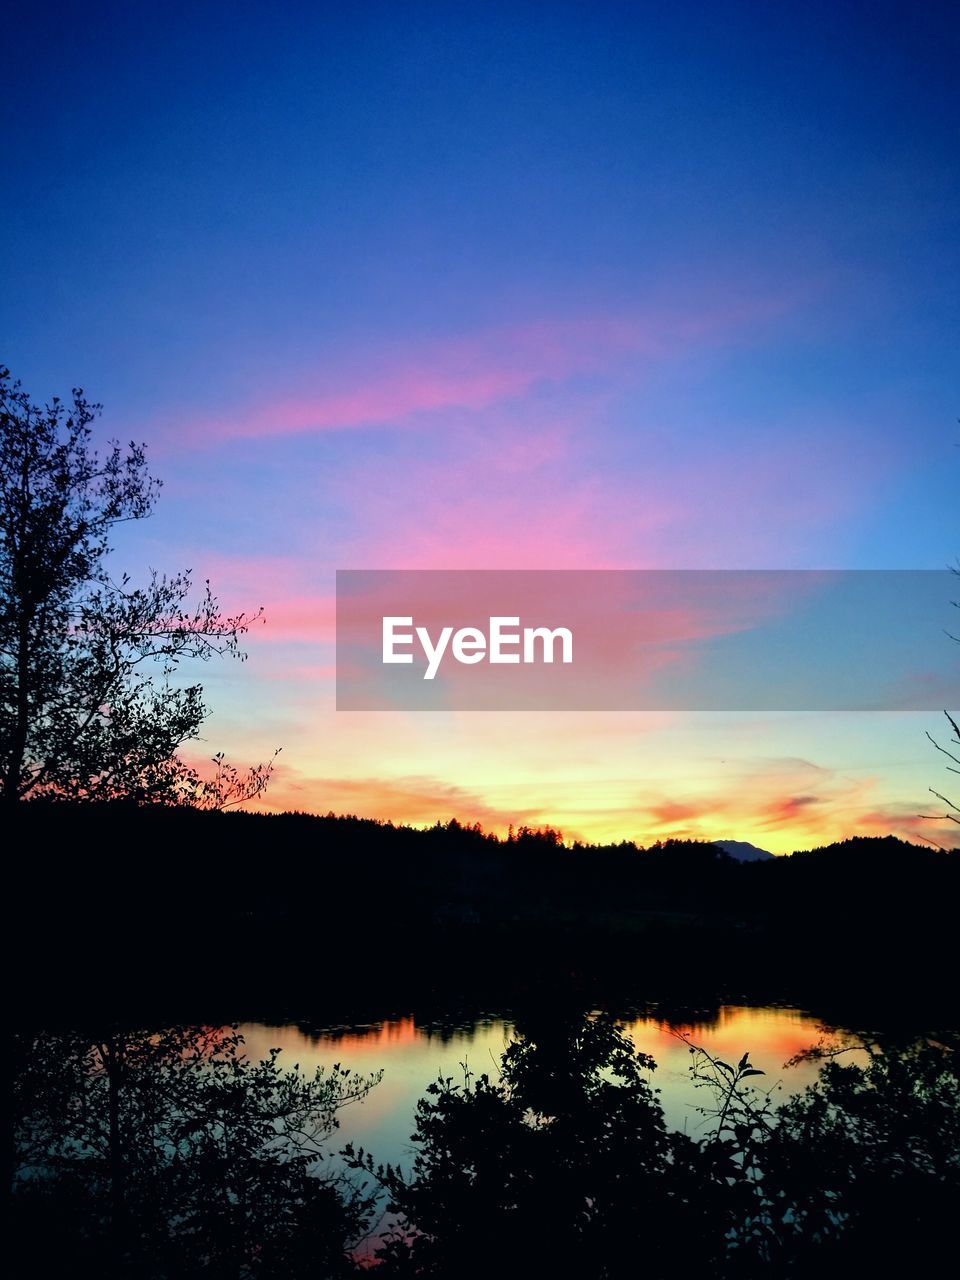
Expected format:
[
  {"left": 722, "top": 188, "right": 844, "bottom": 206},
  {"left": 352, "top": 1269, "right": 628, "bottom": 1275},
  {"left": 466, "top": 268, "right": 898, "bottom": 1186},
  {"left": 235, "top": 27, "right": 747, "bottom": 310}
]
[{"left": 713, "top": 839, "right": 775, "bottom": 862}]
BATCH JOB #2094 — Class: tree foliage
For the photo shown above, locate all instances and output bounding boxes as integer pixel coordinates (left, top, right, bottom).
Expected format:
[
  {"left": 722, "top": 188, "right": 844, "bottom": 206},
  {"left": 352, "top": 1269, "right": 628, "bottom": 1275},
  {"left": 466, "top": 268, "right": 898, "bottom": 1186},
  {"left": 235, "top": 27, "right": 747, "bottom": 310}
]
[
  {"left": 11, "top": 1011, "right": 960, "bottom": 1277},
  {"left": 0, "top": 368, "right": 268, "bottom": 805},
  {"left": 347, "top": 1014, "right": 750, "bottom": 1276},
  {"left": 347, "top": 1014, "right": 960, "bottom": 1277},
  {"left": 13, "top": 1025, "right": 381, "bottom": 1278}
]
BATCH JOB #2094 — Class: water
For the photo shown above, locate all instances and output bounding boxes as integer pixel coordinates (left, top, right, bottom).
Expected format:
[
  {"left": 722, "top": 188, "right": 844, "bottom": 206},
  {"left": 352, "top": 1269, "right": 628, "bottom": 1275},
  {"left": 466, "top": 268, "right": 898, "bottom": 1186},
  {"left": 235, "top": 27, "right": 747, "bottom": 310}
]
[{"left": 237, "top": 1004, "right": 856, "bottom": 1175}]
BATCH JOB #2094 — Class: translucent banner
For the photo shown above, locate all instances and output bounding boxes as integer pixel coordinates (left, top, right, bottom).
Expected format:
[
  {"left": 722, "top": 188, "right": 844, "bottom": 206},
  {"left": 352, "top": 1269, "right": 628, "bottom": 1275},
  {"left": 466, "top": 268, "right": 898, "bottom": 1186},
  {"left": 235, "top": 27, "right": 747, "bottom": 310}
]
[{"left": 335, "top": 569, "right": 960, "bottom": 711}]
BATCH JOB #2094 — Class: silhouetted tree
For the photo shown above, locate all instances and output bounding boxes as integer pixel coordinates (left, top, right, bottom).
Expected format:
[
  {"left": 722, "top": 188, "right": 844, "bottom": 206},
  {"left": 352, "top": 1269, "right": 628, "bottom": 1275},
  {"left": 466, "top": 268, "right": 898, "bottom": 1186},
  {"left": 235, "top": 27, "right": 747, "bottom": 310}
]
[
  {"left": 348, "top": 1015, "right": 960, "bottom": 1278},
  {"left": 921, "top": 559, "right": 960, "bottom": 837},
  {"left": 347, "top": 1013, "right": 747, "bottom": 1277},
  {"left": 757, "top": 1034, "right": 960, "bottom": 1273},
  {"left": 0, "top": 368, "right": 268, "bottom": 805},
  {"left": 923, "top": 710, "right": 960, "bottom": 835},
  {"left": 13, "top": 1025, "right": 381, "bottom": 1277}
]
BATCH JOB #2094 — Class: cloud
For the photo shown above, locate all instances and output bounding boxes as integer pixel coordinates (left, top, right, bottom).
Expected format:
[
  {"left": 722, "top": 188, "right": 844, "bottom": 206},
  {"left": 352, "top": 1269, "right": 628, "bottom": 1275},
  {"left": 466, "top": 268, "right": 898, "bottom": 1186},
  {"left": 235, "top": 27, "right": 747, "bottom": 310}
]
[
  {"left": 253, "top": 770, "right": 546, "bottom": 831},
  {"left": 162, "top": 552, "right": 337, "bottom": 644},
  {"left": 160, "top": 294, "right": 792, "bottom": 446},
  {"left": 624, "top": 756, "right": 957, "bottom": 853}
]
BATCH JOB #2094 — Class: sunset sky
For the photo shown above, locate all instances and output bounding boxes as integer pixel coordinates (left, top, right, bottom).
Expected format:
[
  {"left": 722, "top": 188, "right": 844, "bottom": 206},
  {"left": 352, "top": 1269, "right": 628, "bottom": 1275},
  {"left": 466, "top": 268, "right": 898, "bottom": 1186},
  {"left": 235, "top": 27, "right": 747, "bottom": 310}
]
[{"left": 3, "top": 2, "right": 958, "bottom": 851}]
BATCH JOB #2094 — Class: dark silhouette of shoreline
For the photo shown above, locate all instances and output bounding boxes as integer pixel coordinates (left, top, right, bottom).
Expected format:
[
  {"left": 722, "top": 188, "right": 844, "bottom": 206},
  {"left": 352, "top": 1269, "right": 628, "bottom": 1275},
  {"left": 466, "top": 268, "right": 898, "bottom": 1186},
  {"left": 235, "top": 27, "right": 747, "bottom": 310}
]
[{"left": 11, "top": 803, "right": 959, "bottom": 1028}]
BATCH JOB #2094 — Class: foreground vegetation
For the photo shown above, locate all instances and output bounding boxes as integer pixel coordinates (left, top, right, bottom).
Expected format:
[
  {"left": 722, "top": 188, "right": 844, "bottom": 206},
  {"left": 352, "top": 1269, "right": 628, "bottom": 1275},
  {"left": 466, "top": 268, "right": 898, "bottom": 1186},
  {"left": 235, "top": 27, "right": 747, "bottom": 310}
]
[{"left": 11, "top": 1016, "right": 960, "bottom": 1277}]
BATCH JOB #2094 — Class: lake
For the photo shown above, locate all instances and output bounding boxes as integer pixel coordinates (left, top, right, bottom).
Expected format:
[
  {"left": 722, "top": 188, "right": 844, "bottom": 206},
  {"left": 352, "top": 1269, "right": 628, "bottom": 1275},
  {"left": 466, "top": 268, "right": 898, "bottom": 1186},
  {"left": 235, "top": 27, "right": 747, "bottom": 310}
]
[{"left": 237, "top": 1003, "right": 859, "bottom": 1176}]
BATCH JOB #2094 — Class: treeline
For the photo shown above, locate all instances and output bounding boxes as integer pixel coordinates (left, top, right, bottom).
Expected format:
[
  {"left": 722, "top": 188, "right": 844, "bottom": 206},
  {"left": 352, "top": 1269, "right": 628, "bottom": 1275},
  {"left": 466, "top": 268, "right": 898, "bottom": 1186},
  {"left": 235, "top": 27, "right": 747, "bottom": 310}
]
[{"left": 10, "top": 803, "right": 960, "bottom": 1020}]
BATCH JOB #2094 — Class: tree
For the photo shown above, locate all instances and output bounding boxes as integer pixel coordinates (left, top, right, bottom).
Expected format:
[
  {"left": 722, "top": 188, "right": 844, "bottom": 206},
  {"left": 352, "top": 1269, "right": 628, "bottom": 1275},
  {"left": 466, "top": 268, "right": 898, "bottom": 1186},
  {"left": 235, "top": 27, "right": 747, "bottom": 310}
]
[
  {"left": 347, "top": 1015, "right": 960, "bottom": 1278},
  {"left": 923, "top": 711, "right": 960, "bottom": 834},
  {"left": 758, "top": 1034, "right": 960, "bottom": 1273},
  {"left": 921, "top": 557, "right": 960, "bottom": 839},
  {"left": 0, "top": 367, "right": 268, "bottom": 805},
  {"left": 346, "top": 1013, "right": 747, "bottom": 1277},
  {"left": 13, "top": 1025, "right": 381, "bottom": 1277}
]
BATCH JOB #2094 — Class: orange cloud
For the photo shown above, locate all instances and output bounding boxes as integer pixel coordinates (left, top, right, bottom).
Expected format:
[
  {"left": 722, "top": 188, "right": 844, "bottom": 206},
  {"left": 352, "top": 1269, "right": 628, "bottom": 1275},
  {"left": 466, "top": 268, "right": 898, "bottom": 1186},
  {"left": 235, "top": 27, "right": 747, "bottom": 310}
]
[{"left": 255, "top": 770, "right": 547, "bottom": 833}]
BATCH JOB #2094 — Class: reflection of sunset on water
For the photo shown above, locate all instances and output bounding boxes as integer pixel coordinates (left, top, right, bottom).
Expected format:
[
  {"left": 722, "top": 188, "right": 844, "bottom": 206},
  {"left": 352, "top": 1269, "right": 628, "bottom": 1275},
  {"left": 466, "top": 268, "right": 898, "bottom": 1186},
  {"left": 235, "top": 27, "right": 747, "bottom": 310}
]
[
  {"left": 240, "top": 1016, "right": 422, "bottom": 1060},
  {"left": 235, "top": 1006, "right": 849, "bottom": 1166},
  {"left": 630, "top": 1005, "right": 832, "bottom": 1070}
]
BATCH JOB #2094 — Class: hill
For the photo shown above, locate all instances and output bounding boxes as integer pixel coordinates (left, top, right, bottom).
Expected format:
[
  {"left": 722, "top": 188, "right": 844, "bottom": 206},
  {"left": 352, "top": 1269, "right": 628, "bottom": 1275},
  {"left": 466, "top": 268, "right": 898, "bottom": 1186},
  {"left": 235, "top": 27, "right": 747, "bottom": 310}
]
[
  {"left": 10, "top": 805, "right": 959, "bottom": 1022},
  {"left": 713, "top": 839, "right": 775, "bottom": 862}
]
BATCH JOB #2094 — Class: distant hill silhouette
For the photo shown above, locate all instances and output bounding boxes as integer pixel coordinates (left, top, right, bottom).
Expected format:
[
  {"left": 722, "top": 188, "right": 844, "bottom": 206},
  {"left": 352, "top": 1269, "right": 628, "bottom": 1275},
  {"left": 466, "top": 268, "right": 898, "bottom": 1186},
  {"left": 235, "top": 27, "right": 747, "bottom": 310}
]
[
  {"left": 791, "top": 833, "right": 943, "bottom": 863},
  {"left": 713, "top": 839, "right": 775, "bottom": 862}
]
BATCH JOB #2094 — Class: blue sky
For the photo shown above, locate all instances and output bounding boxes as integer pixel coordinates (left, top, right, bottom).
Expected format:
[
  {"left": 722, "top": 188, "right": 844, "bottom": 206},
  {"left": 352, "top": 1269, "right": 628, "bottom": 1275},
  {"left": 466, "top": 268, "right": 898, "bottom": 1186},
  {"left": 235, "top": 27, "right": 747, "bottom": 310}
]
[{"left": 2, "top": 1, "right": 958, "bottom": 847}]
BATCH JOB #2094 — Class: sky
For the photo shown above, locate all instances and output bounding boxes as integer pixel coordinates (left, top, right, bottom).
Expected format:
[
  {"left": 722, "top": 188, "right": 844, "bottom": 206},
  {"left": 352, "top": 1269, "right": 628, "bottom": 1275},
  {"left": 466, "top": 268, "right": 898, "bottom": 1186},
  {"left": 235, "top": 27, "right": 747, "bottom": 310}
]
[{"left": 2, "top": 1, "right": 958, "bottom": 851}]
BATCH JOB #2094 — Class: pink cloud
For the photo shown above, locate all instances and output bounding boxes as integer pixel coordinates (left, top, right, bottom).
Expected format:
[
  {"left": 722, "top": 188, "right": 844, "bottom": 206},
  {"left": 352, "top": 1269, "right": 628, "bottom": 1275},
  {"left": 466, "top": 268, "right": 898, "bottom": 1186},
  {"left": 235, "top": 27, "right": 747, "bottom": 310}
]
[
  {"left": 157, "top": 553, "right": 337, "bottom": 644},
  {"left": 255, "top": 594, "right": 336, "bottom": 643},
  {"left": 331, "top": 396, "right": 896, "bottom": 572},
  {"left": 162, "top": 295, "right": 793, "bottom": 447}
]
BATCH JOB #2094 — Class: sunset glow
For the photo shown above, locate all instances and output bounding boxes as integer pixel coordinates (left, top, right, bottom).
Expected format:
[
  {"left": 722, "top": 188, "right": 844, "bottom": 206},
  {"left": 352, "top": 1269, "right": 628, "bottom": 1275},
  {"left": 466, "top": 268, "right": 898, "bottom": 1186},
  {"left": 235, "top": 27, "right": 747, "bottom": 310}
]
[{"left": 4, "top": 3, "right": 957, "bottom": 854}]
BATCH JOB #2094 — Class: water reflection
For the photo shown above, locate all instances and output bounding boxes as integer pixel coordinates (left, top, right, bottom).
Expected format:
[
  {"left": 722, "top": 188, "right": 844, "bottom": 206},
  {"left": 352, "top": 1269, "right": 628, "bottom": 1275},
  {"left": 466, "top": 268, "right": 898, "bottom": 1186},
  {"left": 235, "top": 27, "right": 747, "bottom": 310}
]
[{"left": 237, "top": 1005, "right": 856, "bottom": 1169}]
